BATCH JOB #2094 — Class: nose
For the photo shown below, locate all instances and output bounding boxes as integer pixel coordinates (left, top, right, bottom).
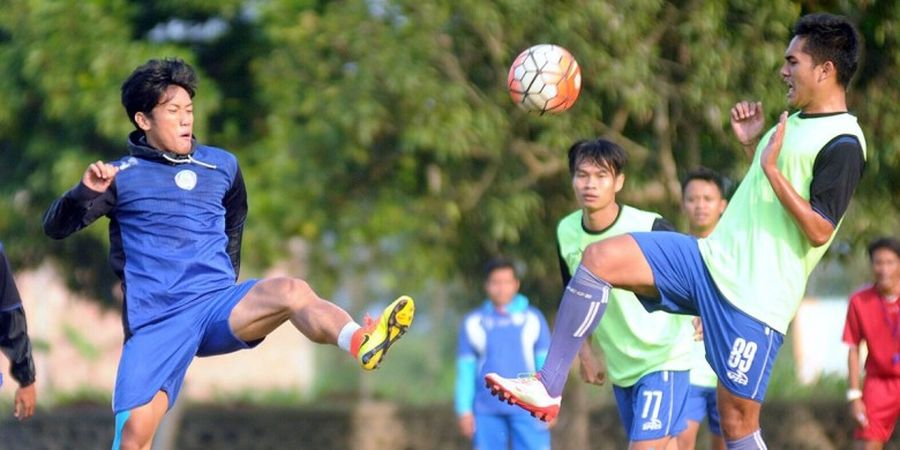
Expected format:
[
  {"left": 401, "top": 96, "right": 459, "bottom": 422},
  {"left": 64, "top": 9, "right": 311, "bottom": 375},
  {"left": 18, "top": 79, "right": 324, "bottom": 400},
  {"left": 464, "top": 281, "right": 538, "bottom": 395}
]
[{"left": 780, "top": 63, "right": 790, "bottom": 79}]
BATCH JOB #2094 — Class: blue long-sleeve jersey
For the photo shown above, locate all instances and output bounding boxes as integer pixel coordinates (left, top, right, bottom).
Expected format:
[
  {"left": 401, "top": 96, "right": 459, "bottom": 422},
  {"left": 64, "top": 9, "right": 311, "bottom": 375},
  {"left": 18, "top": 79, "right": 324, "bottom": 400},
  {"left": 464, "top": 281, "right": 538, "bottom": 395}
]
[
  {"left": 455, "top": 294, "right": 550, "bottom": 416},
  {"left": 43, "top": 132, "right": 247, "bottom": 335}
]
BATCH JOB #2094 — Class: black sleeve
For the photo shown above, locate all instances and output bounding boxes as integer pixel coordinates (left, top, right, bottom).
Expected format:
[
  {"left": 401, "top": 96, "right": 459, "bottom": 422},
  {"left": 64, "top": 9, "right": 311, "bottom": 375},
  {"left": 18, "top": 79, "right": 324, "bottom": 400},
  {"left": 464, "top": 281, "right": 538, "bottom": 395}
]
[
  {"left": 43, "top": 182, "right": 117, "bottom": 239},
  {"left": 558, "top": 242, "right": 572, "bottom": 287},
  {"left": 223, "top": 167, "right": 248, "bottom": 279},
  {"left": 809, "top": 135, "right": 866, "bottom": 226},
  {"left": 651, "top": 217, "right": 677, "bottom": 232},
  {"left": 0, "top": 247, "right": 35, "bottom": 386},
  {"left": 0, "top": 308, "right": 35, "bottom": 387}
]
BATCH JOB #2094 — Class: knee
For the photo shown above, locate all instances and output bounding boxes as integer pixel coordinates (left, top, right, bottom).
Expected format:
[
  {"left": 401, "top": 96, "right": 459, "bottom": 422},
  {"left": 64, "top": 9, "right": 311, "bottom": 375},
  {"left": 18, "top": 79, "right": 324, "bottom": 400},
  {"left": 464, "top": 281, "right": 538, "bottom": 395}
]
[
  {"left": 582, "top": 241, "right": 614, "bottom": 277},
  {"left": 273, "top": 277, "right": 317, "bottom": 310},
  {"left": 718, "top": 404, "right": 758, "bottom": 439}
]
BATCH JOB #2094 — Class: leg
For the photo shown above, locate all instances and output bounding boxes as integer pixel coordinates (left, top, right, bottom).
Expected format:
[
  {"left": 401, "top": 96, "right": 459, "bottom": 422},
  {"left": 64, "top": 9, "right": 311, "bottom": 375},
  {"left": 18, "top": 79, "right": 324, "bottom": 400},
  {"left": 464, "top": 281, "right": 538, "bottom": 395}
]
[
  {"left": 473, "top": 414, "right": 508, "bottom": 450},
  {"left": 113, "top": 391, "right": 168, "bottom": 450},
  {"left": 716, "top": 385, "right": 761, "bottom": 441},
  {"left": 675, "top": 420, "right": 700, "bottom": 450},
  {"left": 509, "top": 413, "right": 551, "bottom": 450},
  {"left": 581, "top": 235, "right": 661, "bottom": 298},
  {"left": 229, "top": 277, "right": 352, "bottom": 344}
]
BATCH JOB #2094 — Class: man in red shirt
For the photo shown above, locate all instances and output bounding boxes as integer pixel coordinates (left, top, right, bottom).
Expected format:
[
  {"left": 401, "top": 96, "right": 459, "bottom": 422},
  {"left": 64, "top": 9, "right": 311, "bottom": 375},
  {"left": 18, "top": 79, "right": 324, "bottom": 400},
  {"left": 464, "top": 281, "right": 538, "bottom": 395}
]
[{"left": 844, "top": 237, "right": 900, "bottom": 449}]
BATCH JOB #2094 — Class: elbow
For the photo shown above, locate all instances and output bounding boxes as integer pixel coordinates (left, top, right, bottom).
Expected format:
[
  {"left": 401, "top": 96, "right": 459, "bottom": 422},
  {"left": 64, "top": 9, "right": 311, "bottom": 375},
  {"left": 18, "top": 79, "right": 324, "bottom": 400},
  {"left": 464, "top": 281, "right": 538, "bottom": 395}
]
[{"left": 808, "top": 233, "right": 830, "bottom": 248}]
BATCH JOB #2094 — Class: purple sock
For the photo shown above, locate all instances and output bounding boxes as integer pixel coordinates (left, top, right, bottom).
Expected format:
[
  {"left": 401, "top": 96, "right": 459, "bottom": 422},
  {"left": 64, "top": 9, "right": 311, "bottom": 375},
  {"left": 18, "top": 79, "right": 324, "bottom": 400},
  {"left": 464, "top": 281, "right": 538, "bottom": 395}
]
[
  {"left": 726, "top": 430, "right": 766, "bottom": 450},
  {"left": 538, "top": 264, "right": 610, "bottom": 397}
]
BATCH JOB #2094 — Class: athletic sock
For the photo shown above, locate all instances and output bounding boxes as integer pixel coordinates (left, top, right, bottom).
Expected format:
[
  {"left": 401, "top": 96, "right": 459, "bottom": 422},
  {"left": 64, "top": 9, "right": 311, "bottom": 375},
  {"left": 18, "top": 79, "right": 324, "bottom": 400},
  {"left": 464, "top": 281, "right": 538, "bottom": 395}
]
[
  {"left": 337, "top": 321, "right": 361, "bottom": 353},
  {"left": 725, "top": 429, "right": 767, "bottom": 450},
  {"left": 538, "top": 264, "right": 611, "bottom": 397}
]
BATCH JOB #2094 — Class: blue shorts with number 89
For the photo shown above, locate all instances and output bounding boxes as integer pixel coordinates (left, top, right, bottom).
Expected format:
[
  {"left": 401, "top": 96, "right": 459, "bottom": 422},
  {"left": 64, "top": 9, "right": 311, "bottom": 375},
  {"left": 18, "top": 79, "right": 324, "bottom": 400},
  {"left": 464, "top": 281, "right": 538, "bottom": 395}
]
[{"left": 629, "top": 231, "right": 785, "bottom": 402}]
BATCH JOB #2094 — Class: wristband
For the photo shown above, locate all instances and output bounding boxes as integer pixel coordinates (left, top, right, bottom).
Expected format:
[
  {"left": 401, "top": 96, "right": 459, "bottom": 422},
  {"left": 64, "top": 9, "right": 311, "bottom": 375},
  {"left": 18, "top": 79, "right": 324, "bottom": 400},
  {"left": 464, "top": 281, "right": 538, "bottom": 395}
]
[{"left": 847, "top": 388, "right": 862, "bottom": 402}]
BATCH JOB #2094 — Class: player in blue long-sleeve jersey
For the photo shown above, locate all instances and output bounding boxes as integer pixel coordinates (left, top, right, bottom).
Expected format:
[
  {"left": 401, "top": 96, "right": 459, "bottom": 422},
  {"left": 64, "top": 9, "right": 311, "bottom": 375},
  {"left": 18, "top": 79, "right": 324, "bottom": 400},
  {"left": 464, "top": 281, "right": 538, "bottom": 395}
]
[{"left": 456, "top": 258, "right": 551, "bottom": 450}]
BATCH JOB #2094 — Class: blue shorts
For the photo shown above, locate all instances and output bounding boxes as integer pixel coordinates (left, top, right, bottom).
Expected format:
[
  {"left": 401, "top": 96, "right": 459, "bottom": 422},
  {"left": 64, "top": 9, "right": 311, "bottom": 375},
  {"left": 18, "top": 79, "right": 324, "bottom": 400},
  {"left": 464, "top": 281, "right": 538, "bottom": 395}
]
[
  {"left": 613, "top": 370, "right": 689, "bottom": 442},
  {"left": 630, "top": 232, "right": 784, "bottom": 402},
  {"left": 112, "top": 280, "right": 261, "bottom": 412},
  {"left": 684, "top": 384, "right": 721, "bottom": 436},
  {"left": 474, "top": 413, "right": 550, "bottom": 450}
]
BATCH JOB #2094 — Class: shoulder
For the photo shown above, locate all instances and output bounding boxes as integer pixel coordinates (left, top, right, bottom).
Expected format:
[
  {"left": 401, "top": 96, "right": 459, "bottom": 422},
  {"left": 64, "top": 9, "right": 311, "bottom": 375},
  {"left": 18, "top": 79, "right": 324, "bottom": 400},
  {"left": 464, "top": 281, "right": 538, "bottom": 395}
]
[
  {"left": 526, "top": 305, "right": 546, "bottom": 319},
  {"left": 849, "top": 285, "right": 877, "bottom": 303},
  {"left": 620, "top": 205, "right": 664, "bottom": 229},
  {"left": 197, "top": 145, "right": 240, "bottom": 168},
  {"left": 557, "top": 210, "right": 583, "bottom": 234}
]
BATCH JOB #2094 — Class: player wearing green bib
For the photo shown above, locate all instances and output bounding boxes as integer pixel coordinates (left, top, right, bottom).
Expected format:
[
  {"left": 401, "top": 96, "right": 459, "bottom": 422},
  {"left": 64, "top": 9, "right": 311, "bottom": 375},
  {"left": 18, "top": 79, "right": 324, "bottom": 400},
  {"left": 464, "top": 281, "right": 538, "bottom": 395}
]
[
  {"left": 486, "top": 13, "right": 866, "bottom": 450},
  {"left": 556, "top": 140, "right": 694, "bottom": 446}
]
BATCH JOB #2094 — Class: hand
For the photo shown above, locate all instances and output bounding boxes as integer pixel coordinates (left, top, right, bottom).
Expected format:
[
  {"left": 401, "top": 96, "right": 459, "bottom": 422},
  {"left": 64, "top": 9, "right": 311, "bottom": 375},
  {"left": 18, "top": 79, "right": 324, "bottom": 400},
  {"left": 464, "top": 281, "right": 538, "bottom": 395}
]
[
  {"left": 457, "top": 413, "right": 475, "bottom": 439},
  {"left": 578, "top": 345, "right": 607, "bottom": 386},
  {"left": 761, "top": 111, "right": 789, "bottom": 173},
  {"left": 82, "top": 160, "right": 120, "bottom": 193},
  {"left": 730, "top": 101, "right": 765, "bottom": 147},
  {"left": 850, "top": 398, "right": 868, "bottom": 428},
  {"left": 14, "top": 383, "right": 36, "bottom": 420},
  {"left": 692, "top": 317, "right": 704, "bottom": 342}
]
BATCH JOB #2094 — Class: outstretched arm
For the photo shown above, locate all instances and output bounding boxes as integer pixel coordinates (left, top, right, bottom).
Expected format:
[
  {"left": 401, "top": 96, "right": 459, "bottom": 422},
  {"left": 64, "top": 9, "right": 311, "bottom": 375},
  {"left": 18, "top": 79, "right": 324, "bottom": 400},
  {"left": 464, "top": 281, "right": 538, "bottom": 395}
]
[{"left": 43, "top": 161, "right": 118, "bottom": 239}]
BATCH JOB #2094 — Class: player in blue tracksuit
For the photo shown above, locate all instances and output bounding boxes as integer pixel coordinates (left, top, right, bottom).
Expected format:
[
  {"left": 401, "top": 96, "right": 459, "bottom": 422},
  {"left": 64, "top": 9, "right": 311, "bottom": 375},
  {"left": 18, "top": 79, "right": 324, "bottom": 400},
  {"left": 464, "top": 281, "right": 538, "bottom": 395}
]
[
  {"left": 42, "top": 58, "right": 415, "bottom": 450},
  {"left": 0, "top": 242, "right": 37, "bottom": 420},
  {"left": 456, "top": 258, "right": 552, "bottom": 450}
]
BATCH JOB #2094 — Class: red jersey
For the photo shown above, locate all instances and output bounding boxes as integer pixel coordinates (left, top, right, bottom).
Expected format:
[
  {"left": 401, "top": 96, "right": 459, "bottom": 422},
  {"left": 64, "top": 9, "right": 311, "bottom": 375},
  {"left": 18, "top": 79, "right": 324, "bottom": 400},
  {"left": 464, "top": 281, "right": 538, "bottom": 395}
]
[{"left": 844, "top": 285, "right": 900, "bottom": 378}]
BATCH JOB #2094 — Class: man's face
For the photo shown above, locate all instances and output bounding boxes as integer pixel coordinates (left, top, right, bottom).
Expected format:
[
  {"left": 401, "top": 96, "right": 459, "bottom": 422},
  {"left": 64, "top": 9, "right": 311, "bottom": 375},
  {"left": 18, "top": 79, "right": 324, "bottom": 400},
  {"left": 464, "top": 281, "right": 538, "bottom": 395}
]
[
  {"left": 781, "top": 36, "right": 827, "bottom": 110},
  {"left": 872, "top": 248, "right": 900, "bottom": 294},
  {"left": 682, "top": 179, "right": 727, "bottom": 234},
  {"left": 484, "top": 267, "right": 520, "bottom": 307},
  {"left": 137, "top": 85, "right": 194, "bottom": 155},
  {"left": 572, "top": 159, "right": 623, "bottom": 212}
]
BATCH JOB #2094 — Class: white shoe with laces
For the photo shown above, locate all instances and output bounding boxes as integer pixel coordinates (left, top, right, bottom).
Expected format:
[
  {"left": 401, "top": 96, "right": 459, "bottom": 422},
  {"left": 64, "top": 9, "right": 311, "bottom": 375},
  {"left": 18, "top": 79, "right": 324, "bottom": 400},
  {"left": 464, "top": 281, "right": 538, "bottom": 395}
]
[{"left": 484, "top": 372, "right": 561, "bottom": 422}]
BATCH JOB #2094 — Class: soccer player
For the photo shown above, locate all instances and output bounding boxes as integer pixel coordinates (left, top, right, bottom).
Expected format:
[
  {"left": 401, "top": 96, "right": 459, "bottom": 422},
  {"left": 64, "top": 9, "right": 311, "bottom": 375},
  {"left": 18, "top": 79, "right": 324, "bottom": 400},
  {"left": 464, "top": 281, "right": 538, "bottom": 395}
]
[
  {"left": 42, "top": 58, "right": 415, "bottom": 450},
  {"left": 486, "top": 13, "right": 866, "bottom": 450},
  {"left": 843, "top": 237, "right": 900, "bottom": 450},
  {"left": 556, "top": 139, "right": 694, "bottom": 449},
  {"left": 676, "top": 168, "right": 729, "bottom": 450},
  {"left": 0, "top": 242, "right": 37, "bottom": 420},
  {"left": 455, "top": 258, "right": 551, "bottom": 450}
]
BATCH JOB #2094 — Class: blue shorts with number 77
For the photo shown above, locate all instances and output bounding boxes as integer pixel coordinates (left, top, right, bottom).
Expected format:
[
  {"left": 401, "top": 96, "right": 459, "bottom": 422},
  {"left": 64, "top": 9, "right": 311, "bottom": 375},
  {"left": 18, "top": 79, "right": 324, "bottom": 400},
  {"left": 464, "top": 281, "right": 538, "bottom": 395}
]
[{"left": 629, "top": 231, "right": 784, "bottom": 402}]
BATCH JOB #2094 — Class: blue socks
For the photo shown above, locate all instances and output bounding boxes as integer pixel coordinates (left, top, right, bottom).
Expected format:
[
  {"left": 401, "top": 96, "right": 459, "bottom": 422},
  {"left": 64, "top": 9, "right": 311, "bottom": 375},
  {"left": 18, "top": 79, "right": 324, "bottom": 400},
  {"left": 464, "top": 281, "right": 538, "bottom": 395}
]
[
  {"left": 726, "top": 429, "right": 767, "bottom": 449},
  {"left": 538, "top": 264, "right": 610, "bottom": 397}
]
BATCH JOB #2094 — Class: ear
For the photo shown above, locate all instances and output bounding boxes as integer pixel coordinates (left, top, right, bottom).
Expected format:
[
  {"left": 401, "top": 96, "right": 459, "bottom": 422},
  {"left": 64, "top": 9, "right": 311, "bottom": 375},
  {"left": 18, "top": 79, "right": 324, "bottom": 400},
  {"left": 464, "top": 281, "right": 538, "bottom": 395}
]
[
  {"left": 614, "top": 172, "right": 625, "bottom": 193},
  {"left": 817, "top": 60, "right": 836, "bottom": 83},
  {"left": 134, "top": 112, "right": 153, "bottom": 132},
  {"left": 718, "top": 199, "right": 729, "bottom": 215}
]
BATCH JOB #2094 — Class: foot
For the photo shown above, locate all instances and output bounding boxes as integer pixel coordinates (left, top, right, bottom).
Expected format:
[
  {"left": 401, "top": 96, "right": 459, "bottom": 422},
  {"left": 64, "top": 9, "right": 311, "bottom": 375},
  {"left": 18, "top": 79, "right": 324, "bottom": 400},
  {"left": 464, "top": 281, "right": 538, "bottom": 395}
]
[
  {"left": 351, "top": 295, "right": 415, "bottom": 370},
  {"left": 484, "top": 373, "right": 561, "bottom": 422}
]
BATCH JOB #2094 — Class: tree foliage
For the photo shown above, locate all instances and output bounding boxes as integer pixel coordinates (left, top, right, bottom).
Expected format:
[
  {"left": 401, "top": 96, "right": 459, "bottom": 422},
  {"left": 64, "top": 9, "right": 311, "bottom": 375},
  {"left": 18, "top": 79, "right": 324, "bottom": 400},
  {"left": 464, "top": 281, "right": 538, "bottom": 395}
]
[{"left": 0, "top": 0, "right": 897, "bottom": 308}]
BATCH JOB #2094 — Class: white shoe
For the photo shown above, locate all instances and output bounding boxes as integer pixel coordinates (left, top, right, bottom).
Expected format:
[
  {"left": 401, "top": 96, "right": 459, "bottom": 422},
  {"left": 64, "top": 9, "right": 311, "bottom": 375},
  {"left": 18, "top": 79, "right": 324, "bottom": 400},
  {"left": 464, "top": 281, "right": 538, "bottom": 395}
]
[{"left": 484, "top": 372, "right": 561, "bottom": 422}]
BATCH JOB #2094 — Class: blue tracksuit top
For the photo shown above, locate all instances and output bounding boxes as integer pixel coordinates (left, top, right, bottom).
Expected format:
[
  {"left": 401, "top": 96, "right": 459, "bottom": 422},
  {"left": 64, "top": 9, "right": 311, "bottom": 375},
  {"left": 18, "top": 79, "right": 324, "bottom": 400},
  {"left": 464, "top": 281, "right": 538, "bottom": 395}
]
[
  {"left": 455, "top": 294, "right": 551, "bottom": 416},
  {"left": 43, "top": 131, "right": 248, "bottom": 335}
]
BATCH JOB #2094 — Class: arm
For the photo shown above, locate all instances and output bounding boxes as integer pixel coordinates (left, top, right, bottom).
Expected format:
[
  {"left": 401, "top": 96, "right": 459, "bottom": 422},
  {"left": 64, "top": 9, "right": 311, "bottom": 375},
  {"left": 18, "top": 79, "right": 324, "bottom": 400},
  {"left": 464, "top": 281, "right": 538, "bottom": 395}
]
[
  {"left": 43, "top": 161, "right": 118, "bottom": 239},
  {"left": 454, "top": 322, "right": 476, "bottom": 438},
  {"left": 761, "top": 113, "right": 865, "bottom": 247},
  {"left": 843, "top": 297, "right": 868, "bottom": 427},
  {"left": 0, "top": 247, "right": 36, "bottom": 420},
  {"left": 223, "top": 167, "right": 248, "bottom": 279},
  {"left": 577, "top": 339, "right": 607, "bottom": 386}
]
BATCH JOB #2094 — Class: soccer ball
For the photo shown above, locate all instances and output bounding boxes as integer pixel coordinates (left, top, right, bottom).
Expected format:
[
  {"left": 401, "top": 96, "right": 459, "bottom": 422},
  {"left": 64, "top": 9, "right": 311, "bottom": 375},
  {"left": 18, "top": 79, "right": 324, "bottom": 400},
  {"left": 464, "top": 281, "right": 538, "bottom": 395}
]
[{"left": 508, "top": 44, "right": 582, "bottom": 114}]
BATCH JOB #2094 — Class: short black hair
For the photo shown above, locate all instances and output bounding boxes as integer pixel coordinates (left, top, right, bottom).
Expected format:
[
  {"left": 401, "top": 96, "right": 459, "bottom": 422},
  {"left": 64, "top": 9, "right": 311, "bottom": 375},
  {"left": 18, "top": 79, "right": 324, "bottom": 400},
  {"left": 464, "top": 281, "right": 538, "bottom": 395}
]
[
  {"left": 121, "top": 58, "right": 198, "bottom": 129},
  {"left": 483, "top": 257, "right": 517, "bottom": 280},
  {"left": 793, "top": 13, "right": 860, "bottom": 88},
  {"left": 681, "top": 167, "right": 726, "bottom": 198},
  {"left": 868, "top": 237, "right": 900, "bottom": 261},
  {"left": 567, "top": 139, "right": 627, "bottom": 176}
]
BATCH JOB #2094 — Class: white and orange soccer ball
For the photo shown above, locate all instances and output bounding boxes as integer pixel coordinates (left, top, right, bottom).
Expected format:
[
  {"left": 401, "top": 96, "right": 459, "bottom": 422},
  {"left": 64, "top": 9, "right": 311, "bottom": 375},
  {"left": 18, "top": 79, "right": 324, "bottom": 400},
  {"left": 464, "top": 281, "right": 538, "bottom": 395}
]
[{"left": 507, "top": 44, "right": 582, "bottom": 114}]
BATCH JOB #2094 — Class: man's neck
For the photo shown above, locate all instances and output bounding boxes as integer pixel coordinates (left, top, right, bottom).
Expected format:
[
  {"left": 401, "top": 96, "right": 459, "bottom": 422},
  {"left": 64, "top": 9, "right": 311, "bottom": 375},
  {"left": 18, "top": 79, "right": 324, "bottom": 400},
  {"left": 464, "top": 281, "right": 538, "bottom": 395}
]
[
  {"left": 690, "top": 225, "right": 714, "bottom": 239},
  {"left": 582, "top": 203, "right": 620, "bottom": 232},
  {"left": 878, "top": 284, "right": 900, "bottom": 302},
  {"left": 801, "top": 90, "right": 848, "bottom": 115}
]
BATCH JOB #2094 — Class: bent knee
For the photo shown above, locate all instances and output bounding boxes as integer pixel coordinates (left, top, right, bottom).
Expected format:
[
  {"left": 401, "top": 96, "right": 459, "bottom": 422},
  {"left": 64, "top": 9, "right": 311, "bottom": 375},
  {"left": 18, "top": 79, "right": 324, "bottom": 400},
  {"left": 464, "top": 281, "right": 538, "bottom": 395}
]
[
  {"left": 272, "top": 277, "right": 317, "bottom": 308},
  {"left": 582, "top": 240, "right": 619, "bottom": 277}
]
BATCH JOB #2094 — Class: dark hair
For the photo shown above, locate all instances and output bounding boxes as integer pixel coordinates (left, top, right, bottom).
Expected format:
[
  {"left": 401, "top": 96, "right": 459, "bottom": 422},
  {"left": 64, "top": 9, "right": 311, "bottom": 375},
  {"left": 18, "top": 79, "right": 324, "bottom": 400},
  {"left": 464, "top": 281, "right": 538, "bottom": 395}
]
[
  {"left": 567, "top": 139, "right": 627, "bottom": 176},
  {"left": 868, "top": 237, "right": 900, "bottom": 261},
  {"left": 681, "top": 167, "right": 726, "bottom": 198},
  {"left": 483, "top": 257, "right": 517, "bottom": 280},
  {"left": 793, "top": 13, "right": 860, "bottom": 88},
  {"left": 121, "top": 58, "right": 198, "bottom": 129}
]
